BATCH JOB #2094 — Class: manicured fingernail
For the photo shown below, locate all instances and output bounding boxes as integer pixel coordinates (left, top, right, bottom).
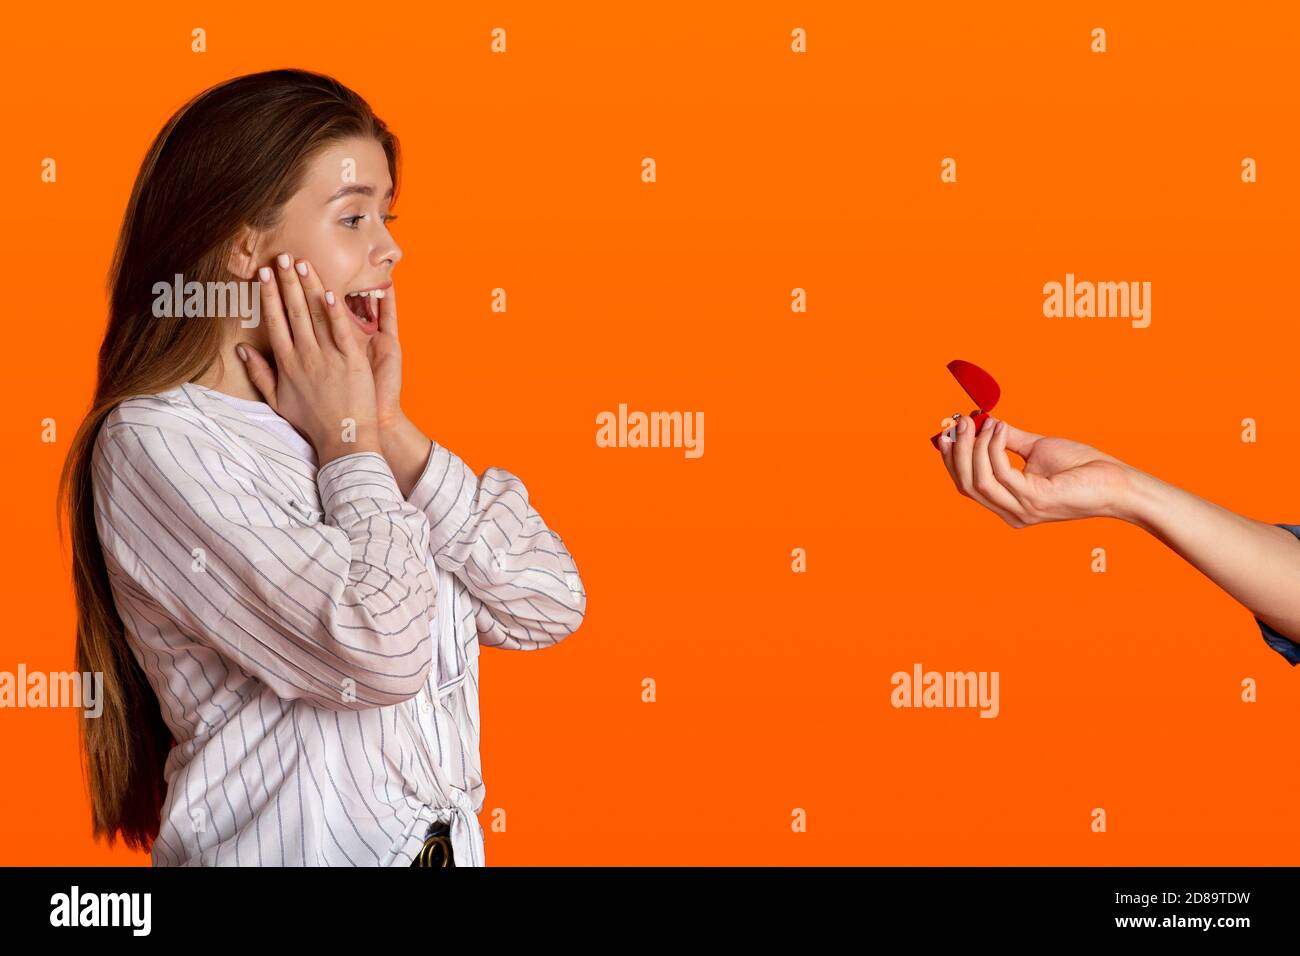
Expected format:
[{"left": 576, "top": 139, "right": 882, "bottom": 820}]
[
  {"left": 236, "top": 344, "right": 248, "bottom": 361},
  {"left": 277, "top": 253, "right": 291, "bottom": 269},
  {"left": 258, "top": 266, "right": 272, "bottom": 282},
  {"left": 997, "top": 421, "right": 1005, "bottom": 435},
  {"left": 325, "top": 290, "right": 335, "bottom": 305},
  {"left": 959, "top": 417, "right": 968, "bottom": 433},
  {"left": 295, "top": 260, "right": 308, "bottom": 276}
]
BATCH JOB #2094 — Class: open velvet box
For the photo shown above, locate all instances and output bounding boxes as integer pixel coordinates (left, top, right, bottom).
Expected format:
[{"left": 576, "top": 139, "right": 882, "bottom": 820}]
[{"left": 930, "top": 360, "right": 1000, "bottom": 450}]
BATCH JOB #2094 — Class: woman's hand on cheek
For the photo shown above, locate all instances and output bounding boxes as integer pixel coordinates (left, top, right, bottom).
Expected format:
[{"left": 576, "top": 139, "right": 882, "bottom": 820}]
[
  {"left": 368, "top": 281, "right": 404, "bottom": 430},
  {"left": 240, "top": 255, "right": 382, "bottom": 465},
  {"left": 366, "top": 281, "right": 436, "bottom": 497}
]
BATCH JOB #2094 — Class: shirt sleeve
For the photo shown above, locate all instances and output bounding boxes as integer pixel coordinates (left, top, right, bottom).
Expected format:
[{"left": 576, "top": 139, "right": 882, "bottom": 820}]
[
  {"left": 1254, "top": 523, "right": 1300, "bottom": 666},
  {"left": 91, "top": 412, "right": 440, "bottom": 709},
  {"left": 407, "top": 439, "right": 587, "bottom": 649}
]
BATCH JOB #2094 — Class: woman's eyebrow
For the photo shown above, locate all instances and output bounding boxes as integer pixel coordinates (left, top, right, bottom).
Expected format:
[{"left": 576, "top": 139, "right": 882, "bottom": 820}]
[{"left": 324, "top": 184, "right": 395, "bottom": 203}]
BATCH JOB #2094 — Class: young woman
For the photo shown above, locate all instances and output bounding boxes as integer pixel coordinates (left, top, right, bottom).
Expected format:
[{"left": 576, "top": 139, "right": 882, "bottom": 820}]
[
  {"left": 57, "top": 69, "right": 587, "bottom": 867},
  {"left": 934, "top": 415, "right": 1300, "bottom": 666}
]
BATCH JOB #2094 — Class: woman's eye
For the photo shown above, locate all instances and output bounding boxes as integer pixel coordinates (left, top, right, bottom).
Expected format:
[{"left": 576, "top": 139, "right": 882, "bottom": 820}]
[{"left": 340, "top": 214, "right": 398, "bottom": 229}]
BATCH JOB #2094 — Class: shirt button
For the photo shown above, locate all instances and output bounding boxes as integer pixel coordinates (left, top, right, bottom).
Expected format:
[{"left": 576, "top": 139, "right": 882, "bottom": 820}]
[{"left": 421, "top": 700, "right": 432, "bottom": 713}]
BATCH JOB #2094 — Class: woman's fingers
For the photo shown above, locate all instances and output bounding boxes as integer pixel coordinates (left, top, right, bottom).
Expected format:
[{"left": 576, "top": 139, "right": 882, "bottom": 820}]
[
  {"left": 286, "top": 256, "right": 356, "bottom": 355},
  {"left": 238, "top": 342, "right": 278, "bottom": 409},
  {"left": 377, "top": 282, "right": 398, "bottom": 338},
  {"left": 273, "top": 252, "right": 320, "bottom": 355},
  {"left": 293, "top": 258, "right": 330, "bottom": 328},
  {"left": 240, "top": 256, "right": 379, "bottom": 459},
  {"left": 257, "top": 265, "right": 293, "bottom": 360},
  {"left": 322, "top": 289, "right": 361, "bottom": 356}
]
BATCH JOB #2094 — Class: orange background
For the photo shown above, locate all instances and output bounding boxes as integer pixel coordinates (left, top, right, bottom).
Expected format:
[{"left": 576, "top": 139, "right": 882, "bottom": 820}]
[{"left": 4, "top": 1, "right": 1300, "bottom": 864}]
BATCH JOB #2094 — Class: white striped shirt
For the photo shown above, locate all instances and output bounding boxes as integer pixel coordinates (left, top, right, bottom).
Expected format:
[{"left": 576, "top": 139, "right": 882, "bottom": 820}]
[{"left": 89, "top": 381, "right": 586, "bottom": 866}]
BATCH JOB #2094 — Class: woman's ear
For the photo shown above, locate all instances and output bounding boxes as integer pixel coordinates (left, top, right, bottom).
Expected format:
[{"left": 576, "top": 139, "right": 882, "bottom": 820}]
[{"left": 226, "top": 225, "right": 264, "bottom": 280}]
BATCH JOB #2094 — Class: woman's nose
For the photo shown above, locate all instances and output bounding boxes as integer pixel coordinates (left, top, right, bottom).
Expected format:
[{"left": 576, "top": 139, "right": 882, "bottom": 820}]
[{"left": 374, "top": 235, "right": 402, "bottom": 268}]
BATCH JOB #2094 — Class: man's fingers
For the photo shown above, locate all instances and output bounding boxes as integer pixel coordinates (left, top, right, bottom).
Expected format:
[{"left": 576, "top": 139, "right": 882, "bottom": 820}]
[
  {"left": 937, "top": 423, "right": 959, "bottom": 483},
  {"left": 970, "top": 417, "right": 1030, "bottom": 526},
  {"left": 948, "top": 416, "right": 1026, "bottom": 527},
  {"left": 952, "top": 415, "right": 976, "bottom": 497},
  {"left": 938, "top": 415, "right": 1034, "bottom": 528},
  {"left": 998, "top": 421, "right": 1043, "bottom": 458},
  {"left": 987, "top": 419, "right": 1038, "bottom": 514}
]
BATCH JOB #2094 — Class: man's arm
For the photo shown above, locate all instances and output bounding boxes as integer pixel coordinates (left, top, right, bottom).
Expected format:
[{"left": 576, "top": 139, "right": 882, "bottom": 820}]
[{"left": 1116, "top": 464, "right": 1300, "bottom": 663}]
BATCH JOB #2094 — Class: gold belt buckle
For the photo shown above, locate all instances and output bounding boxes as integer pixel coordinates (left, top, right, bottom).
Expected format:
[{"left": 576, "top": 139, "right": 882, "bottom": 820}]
[{"left": 416, "top": 832, "right": 453, "bottom": 868}]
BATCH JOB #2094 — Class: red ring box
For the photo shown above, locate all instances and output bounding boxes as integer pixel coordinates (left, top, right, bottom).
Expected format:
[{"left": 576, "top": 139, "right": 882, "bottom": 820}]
[{"left": 930, "top": 360, "right": 1000, "bottom": 450}]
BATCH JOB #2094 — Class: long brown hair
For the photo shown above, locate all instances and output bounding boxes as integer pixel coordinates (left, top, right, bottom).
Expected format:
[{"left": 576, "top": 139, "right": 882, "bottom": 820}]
[{"left": 56, "top": 68, "right": 401, "bottom": 852}]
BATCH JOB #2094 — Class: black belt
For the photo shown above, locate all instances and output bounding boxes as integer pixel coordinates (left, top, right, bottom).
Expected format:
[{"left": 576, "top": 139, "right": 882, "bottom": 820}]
[{"left": 411, "top": 820, "right": 456, "bottom": 867}]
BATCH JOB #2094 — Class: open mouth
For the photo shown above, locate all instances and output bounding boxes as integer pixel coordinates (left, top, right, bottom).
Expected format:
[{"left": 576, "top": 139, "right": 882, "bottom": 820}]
[{"left": 344, "top": 289, "right": 384, "bottom": 332}]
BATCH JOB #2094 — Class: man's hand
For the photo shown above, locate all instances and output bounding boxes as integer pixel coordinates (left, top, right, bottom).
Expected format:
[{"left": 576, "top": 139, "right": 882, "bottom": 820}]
[{"left": 935, "top": 415, "right": 1134, "bottom": 527}]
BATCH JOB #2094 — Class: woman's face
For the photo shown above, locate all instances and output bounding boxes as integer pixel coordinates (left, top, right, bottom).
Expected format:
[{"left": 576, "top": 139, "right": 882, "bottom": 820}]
[{"left": 248, "top": 134, "right": 402, "bottom": 348}]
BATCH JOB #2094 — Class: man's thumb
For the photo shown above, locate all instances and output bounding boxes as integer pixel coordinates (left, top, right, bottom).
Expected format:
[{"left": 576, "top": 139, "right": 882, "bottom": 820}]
[{"left": 996, "top": 420, "right": 1042, "bottom": 456}]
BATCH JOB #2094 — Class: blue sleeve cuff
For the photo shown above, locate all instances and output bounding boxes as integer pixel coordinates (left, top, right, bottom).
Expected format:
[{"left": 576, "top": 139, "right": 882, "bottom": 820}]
[{"left": 1255, "top": 523, "right": 1300, "bottom": 666}]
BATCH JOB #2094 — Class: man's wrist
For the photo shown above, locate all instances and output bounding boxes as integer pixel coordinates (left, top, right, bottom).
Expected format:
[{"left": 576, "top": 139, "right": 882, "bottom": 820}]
[{"left": 1109, "top": 462, "right": 1160, "bottom": 529}]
